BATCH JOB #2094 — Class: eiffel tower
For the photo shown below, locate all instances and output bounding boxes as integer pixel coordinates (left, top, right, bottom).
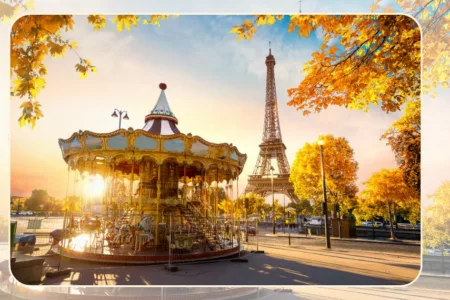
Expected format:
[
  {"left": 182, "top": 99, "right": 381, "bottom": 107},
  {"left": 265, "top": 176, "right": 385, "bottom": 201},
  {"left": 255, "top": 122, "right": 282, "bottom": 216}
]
[{"left": 245, "top": 46, "right": 298, "bottom": 202}]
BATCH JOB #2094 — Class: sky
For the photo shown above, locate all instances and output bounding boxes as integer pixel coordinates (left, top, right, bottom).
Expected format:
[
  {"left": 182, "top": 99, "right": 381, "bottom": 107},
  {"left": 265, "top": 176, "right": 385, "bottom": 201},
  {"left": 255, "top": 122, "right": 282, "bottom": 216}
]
[{"left": 9, "top": 14, "right": 404, "bottom": 205}]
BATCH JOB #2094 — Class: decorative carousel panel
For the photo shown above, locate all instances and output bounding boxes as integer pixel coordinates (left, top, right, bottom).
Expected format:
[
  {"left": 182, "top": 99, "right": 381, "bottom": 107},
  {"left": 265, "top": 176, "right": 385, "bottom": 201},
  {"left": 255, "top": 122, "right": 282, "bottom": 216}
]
[
  {"left": 163, "top": 138, "right": 185, "bottom": 153},
  {"left": 191, "top": 141, "right": 209, "bottom": 157},
  {"left": 135, "top": 135, "right": 158, "bottom": 150},
  {"left": 60, "top": 141, "right": 70, "bottom": 154},
  {"left": 70, "top": 138, "right": 82, "bottom": 151},
  {"left": 107, "top": 135, "right": 128, "bottom": 150},
  {"left": 230, "top": 151, "right": 238, "bottom": 161},
  {"left": 85, "top": 136, "right": 103, "bottom": 150},
  {"left": 239, "top": 156, "right": 246, "bottom": 166},
  {"left": 210, "top": 147, "right": 226, "bottom": 160}
]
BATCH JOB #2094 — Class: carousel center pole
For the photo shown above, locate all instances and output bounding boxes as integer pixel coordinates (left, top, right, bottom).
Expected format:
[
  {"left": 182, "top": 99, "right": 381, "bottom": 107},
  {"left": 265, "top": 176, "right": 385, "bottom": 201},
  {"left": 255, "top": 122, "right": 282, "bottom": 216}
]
[{"left": 155, "top": 164, "right": 161, "bottom": 246}]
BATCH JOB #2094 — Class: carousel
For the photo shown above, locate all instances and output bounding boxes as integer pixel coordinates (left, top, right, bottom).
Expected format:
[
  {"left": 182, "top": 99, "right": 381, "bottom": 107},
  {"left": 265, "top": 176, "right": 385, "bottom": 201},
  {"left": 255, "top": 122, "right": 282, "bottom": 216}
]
[{"left": 56, "top": 83, "right": 247, "bottom": 264}]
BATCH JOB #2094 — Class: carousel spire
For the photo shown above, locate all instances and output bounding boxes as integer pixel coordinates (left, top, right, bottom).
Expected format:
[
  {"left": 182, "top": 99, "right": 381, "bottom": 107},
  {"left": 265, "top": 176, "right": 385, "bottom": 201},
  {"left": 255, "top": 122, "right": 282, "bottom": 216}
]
[{"left": 143, "top": 83, "right": 180, "bottom": 135}]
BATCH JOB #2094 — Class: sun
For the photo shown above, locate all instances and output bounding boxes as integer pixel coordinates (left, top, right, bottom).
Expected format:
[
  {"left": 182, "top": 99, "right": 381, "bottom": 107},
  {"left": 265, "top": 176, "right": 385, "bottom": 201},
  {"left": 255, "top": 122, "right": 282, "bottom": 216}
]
[{"left": 84, "top": 175, "right": 105, "bottom": 197}]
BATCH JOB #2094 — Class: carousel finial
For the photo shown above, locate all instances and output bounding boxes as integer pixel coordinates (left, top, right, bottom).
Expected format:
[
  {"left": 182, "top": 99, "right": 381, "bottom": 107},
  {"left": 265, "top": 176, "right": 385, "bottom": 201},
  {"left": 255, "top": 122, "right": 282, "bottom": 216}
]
[{"left": 159, "top": 83, "right": 167, "bottom": 90}]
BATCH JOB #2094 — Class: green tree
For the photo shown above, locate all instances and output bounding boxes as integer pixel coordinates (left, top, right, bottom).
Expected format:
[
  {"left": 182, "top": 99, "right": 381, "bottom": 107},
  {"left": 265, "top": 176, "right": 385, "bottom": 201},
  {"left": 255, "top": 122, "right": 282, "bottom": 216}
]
[
  {"left": 288, "top": 199, "right": 313, "bottom": 216},
  {"left": 235, "top": 193, "right": 266, "bottom": 219},
  {"left": 25, "top": 189, "right": 50, "bottom": 211}
]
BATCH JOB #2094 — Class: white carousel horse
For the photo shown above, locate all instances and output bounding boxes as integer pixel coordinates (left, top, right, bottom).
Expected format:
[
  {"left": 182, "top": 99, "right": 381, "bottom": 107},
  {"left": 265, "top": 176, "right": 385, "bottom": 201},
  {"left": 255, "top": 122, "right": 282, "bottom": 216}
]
[
  {"left": 134, "top": 215, "right": 154, "bottom": 251},
  {"left": 138, "top": 215, "right": 154, "bottom": 232}
]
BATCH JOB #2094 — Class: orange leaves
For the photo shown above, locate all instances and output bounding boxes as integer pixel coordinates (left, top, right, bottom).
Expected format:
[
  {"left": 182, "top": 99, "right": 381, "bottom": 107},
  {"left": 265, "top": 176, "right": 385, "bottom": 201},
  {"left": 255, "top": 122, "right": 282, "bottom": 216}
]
[
  {"left": 382, "top": 100, "right": 420, "bottom": 194},
  {"left": 18, "top": 100, "right": 43, "bottom": 129},
  {"left": 87, "top": 15, "right": 106, "bottom": 31},
  {"left": 231, "top": 14, "right": 422, "bottom": 115},
  {"left": 75, "top": 59, "right": 96, "bottom": 79},
  {"left": 371, "top": 0, "right": 449, "bottom": 94},
  {"left": 10, "top": 15, "right": 95, "bottom": 128},
  {"left": 230, "top": 15, "right": 285, "bottom": 40},
  {"left": 328, "top": 45, "right": 338, "bottom": 54},
  {"left": 230, "top": 19, "right": 257, "bottom": 40}
]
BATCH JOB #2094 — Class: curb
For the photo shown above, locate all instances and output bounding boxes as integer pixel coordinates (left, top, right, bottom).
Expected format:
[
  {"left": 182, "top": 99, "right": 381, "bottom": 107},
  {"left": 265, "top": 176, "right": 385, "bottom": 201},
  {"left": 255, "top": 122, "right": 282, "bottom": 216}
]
[
  {"left": 264, "top": 234, "right": 420, "bottom": 246},
  {"left": 420, "top": 273, "right": 450, "bottom": 278}
]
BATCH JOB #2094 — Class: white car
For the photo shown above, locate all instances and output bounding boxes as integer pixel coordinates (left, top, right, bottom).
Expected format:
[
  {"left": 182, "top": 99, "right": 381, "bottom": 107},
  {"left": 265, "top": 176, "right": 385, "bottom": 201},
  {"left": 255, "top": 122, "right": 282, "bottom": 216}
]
[
  {"left": 374, "top": 221, "right": 383, "bottom": 227},
  {"left": 307, "top": 217, "right": 324, "bottom": 226},
  {"left": 427, "top": 248, "right": 443, "bottom": 256},
  {"left": 362, "top": 221, "right": 373, "bottom": 227}
]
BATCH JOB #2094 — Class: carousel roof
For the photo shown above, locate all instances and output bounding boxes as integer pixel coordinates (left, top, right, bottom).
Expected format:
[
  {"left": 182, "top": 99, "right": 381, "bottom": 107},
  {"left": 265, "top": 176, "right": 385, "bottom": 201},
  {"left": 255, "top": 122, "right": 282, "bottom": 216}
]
[
  {"left": 143, "top": 83, "right": 180, "bottom": 135},
  {"left": 58, "top": 82, "right": 247, "bottom": 178}
]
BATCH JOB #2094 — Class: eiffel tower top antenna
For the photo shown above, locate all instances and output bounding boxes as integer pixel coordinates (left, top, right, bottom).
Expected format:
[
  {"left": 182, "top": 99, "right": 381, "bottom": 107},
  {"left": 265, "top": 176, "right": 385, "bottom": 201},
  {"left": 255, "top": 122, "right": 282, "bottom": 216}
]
[
  {"left": 269, "top": 41, "right": 271, "bottom": 55},
  {"left": 299, "top": 0, "right": 302, "bottom": 13}
]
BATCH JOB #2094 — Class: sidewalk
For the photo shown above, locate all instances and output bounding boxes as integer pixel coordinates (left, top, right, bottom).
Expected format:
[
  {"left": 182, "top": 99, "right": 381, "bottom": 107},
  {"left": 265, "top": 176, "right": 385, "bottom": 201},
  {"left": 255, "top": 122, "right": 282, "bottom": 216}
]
[
  {"left": 420, "top": 272, "right": 450, "bottom": 278},
  {"left": 264, "top": 231, "right": 420, "bottom": 246}
]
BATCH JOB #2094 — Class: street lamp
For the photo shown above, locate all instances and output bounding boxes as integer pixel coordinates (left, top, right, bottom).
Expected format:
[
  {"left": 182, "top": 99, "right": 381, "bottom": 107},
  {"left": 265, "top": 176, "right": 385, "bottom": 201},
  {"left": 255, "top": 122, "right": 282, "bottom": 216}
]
[
  {"left": 111, "top": 109, "right": 129, "bottom": 129},
  {"left": 318, "top": 139, "right": 331, "bottom": 249},
  {"left": 270, "top": 165, "right": 275, "bottom": 234}
]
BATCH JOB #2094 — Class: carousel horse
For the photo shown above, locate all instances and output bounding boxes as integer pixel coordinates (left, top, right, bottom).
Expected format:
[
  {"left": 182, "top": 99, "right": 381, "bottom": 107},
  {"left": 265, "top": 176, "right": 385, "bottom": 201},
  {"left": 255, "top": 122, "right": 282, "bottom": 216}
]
[
  {"left": 134, "top": 215, "right": 155, "bottom": 251},
  {"left": 138, "top": 215, "right": 154, "bottom": 233},
  {"left": 111, "top": 224, "right": 134, "bottom": 245}
]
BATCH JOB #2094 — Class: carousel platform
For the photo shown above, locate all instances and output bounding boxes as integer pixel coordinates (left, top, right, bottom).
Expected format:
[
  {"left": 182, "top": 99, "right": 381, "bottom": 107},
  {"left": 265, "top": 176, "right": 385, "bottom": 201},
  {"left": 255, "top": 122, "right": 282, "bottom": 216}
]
[{"left": 59, "top": 233, "right": 241, "bottom": 264}]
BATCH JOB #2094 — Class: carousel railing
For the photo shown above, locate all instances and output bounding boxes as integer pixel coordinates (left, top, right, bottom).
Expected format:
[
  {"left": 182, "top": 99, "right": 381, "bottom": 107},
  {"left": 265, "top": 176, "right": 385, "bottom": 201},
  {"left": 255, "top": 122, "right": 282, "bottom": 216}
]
[{"left": 53, "top": 210, "right": 240, "bottom": 258}]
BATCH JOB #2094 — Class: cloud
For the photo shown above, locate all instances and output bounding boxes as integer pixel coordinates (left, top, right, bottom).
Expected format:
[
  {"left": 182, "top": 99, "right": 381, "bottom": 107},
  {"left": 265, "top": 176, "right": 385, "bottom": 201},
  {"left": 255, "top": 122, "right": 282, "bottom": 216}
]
[{"left": 10, "top": 15, "right": 399, "bottom": 201}]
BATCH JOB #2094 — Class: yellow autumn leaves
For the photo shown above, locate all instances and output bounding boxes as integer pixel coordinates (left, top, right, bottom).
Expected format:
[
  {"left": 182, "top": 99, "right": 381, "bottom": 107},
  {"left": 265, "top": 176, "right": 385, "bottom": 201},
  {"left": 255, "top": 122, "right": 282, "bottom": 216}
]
[
  {"left": 233, "top": 15, "right": 421, "bottom": 116},
  {"left": 290, "top": 134, "right": 420, "bottom": 239},
  {"left": 10, "top": 14, "right": 173, "bottom": 128}
]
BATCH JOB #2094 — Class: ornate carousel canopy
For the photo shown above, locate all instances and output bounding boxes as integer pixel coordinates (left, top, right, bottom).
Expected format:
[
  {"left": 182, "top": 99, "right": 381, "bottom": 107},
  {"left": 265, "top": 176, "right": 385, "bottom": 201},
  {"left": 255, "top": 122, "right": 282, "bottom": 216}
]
[
  {"left": 143, "top": 83, "right": 180, "bottom": 135},
  {"left": 58, "top": 83, "right": 247, "bottom": 183}
]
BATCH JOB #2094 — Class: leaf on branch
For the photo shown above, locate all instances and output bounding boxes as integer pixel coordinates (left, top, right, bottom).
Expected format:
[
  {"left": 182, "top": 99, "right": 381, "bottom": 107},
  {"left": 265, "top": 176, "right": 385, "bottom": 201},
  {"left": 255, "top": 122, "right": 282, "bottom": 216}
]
[
  {"left": 328, "top": 45, "right": 338, "bottom": 54},
  {"left": 112, "top": 15, "right": 141, "bottom": 32},
  {"left": 87, "top": 15, "right": 107, "bottom": 31}
]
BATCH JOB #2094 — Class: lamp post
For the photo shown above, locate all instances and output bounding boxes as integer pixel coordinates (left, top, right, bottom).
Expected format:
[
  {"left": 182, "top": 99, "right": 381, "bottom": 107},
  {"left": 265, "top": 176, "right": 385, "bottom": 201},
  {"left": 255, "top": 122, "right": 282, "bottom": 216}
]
[
  {"left": 270, "top": 165, "right": 275, "bottom": 234},
  {"left": 318, "top": 139, "right": 331, "bottom": 249},
  {"left": 111, "top": 109, "right": 129, "bottom": 129},
  {"left": 283, "top": 194, "right": 286, "bottom": 233}
]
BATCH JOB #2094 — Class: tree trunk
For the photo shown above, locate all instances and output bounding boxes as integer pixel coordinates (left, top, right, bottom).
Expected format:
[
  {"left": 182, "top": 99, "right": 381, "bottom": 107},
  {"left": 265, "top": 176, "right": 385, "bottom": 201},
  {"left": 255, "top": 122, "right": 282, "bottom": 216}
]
[{"left": 387, "top": 200, "right": 396, "bottom": 240}]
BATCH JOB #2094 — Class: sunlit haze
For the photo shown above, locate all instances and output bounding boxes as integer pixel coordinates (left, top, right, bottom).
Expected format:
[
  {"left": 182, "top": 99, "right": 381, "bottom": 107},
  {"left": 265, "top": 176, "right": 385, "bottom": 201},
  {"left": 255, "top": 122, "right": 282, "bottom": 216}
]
[{"left": 10, "top": 15, "right": 400, "bottom": 205}]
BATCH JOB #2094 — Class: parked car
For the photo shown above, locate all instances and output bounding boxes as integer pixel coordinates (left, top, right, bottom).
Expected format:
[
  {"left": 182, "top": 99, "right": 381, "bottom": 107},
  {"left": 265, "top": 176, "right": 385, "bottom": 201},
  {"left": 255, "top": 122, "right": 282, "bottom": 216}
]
[
  {"left": 307, "top": 217, "right": 324, "bottom": 226},
  {"left": 374, "top": 221, "right": 383, "bottom": 227},
  {"left": 240, "top": 226, "right": 256, "bottom": 235},
  {"left": 362, "top": 221, "right": 383, "bottom": 227}
]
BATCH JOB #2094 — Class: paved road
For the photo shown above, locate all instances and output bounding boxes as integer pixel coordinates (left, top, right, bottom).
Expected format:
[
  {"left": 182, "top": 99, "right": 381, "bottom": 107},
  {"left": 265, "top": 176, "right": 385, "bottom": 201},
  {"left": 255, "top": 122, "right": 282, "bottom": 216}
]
[{"left": 39, "top": 235, "right": 419, "bottom": 285}]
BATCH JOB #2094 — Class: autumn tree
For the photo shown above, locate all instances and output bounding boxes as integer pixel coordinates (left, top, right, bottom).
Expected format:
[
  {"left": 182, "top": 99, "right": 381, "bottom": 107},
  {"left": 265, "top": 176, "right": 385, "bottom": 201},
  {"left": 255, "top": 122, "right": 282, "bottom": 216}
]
[
  {"left": 423, "top": 181, "right": 450, "bottom": 272},
  {"left": 371, "top": 0, "right": 450, "bottom": 95},
  {"left": 218, "top": 198, "right": 234, "bottom": 218},
  {"left": 287, "top": 199, "right": 312, "bottom": 216},
  {"left": 10, "top": 197, "right": 26, "bottom": 213},
  {"left": 235, "top": 192, "right": 267, "bottom": 219},
  {"left": 290, "top": 134, "right": 359, "bottom": 217},
  {"left": 358, "top": 168, "right": 419, "bottom": 240},
  {"left": 9, "top": 14, "right": 172, "bottom": 127},
  {"left": 232, "top": 15, "right": 420, "bottom": 115},
  {"left": 382, "top": 100, "right": 420, "bottom": 195}
]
